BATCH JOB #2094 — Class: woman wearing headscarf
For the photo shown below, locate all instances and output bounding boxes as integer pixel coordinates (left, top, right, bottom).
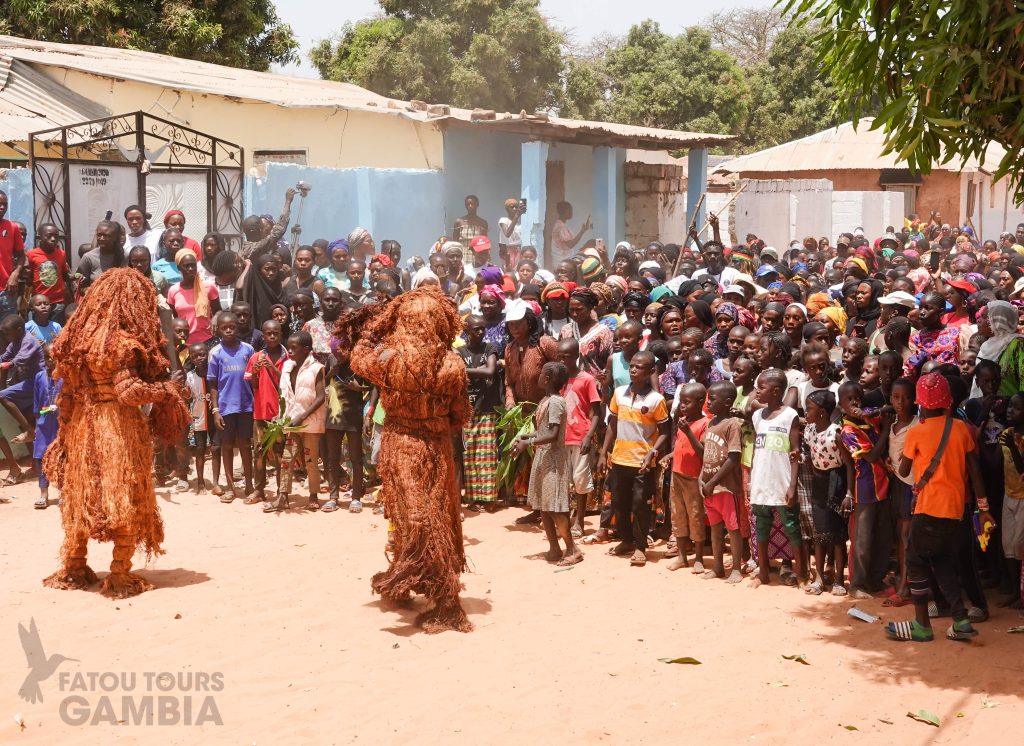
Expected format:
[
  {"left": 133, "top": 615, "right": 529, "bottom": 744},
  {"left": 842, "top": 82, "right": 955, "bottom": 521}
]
[
  {"left": 242, "top": 252, "right": 284, "bottom": 328},
  {"left": 167, "top": 247, "right": 220, "bottom": 344},
  {"left": 457, "top": 264, "right": 504, "bottom": 316},
  {"left": 845, "top": 279, "right": 883, "bottom": 340},
  {"left": 347, "top": 226, "right": 374, "bottom": 261},
  {"left": 974, "top": 300, "right": 1024, "bottom": 397},
  {"left": 560, "top": 287, "right": 614, "bottom": 379},
  {"left": 590, "top": 281, "right": 618, "bottom": 331},
  {"left": 411, "top": 265, "right": 441, "bottom": 290},
  {"left": 939, "top": 277, "right": 976, "bottom": 331},
  {"left": 540, "top": 281, "right": 573, "bottom": 338},
  {"left": 682, "top": 298, "right": 716, "bottom": 353},
  {"left": 478, "top": 284, "right": 509, "bottom": 356},
  {"left": 783, "top": 303, "right": 808, "bottom": 352}
]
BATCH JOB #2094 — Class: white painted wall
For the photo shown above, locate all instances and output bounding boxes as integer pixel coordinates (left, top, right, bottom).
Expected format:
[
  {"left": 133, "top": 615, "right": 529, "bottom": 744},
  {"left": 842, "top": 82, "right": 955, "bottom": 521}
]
[
  {"left": 733, "top": 179, "right": 832, "bottom": 250},
  {"left": 832, "top": 191, "right": 904, "bottom": 237},
  {"left": 964, "top": 172, "right": 1024, "bottom": 240}
]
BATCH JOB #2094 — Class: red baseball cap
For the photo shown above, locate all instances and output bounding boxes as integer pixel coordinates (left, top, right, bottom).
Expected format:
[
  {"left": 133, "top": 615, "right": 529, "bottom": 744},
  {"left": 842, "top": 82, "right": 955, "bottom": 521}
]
[{"left": 470, "top": 236, "right": 492, "bottom": 253}]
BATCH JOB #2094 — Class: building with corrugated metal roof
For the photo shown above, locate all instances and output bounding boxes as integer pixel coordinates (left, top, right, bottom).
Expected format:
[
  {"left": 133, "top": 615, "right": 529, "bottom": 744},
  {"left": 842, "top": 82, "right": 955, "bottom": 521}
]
[{"left": 0, "top": 35, "right": 729, "bottom": 260}]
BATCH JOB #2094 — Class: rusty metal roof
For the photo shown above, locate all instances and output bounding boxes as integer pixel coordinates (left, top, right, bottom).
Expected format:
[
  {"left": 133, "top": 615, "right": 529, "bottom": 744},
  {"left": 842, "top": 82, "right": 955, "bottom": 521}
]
[
  {"left": 0, "top": 54, "right": 108, "bottom": 146},
  {"left": 714, "top": 120, "right": 999, "bottom": 175},
  {"left": 0, "top": 35, "right": 731, "bottom": 150}
]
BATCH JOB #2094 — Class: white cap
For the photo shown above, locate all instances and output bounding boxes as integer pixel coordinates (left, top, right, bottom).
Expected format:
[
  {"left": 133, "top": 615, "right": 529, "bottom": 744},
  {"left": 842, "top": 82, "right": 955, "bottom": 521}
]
[
  {"left": 760, "top": 245, "right": 779, "bottom": 260},
  {"left": 723, "top": 284, "right": 746, "bottom": 298},
  {"left": 877, "top": 290, "right": 917, "bottom": 309},
  {"left": 504, "top": 298, "right": 530, "bottom": 322}
]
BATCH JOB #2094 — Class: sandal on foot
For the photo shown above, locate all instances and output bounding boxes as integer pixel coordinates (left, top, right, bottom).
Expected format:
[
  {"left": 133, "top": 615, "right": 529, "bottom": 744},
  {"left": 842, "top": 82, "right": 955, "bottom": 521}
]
[
  {"left": 263, "top": 494, "right": 287, "bottom": 512},
  {"left": 556, "top": 553, "right": 583, "bottom": 567},
  {"left": 581, "top": 530, "right": 611, "bottom": 545},
  {"left": 307, "top": 498, "right": 320, "bottom": 511},
  {"left": 321, "top": 500, "right": 339, "bottom": 513},
  {"left": 805, "top": 579, "right": 824, "bottom": 595},
  {"left": 219, "top": 492, "right": 237, "bottom": 504},
  {"left": 629, "top": 549, "right": 647, "bottom": 567},
  {"left": 2, "top": 472, "right": 23, "bottom": 487},
  {"left": 34, "top": 497, "right": 47, "bottom": 509},
  {"left": 885, "top": 620, "right": 934, "bottom": 642},
  {"left": 242, "top": 491, "right": 264, "bottom": 505},
  {"left": 348, "top": 498, "right": 363, "bottom": 514},
  {"left": 967, "top": 606, "right": 989, "bottom": 623},
  {"left": 947, "top": 619, "right": 979, "bottom": 641},
  {"left": 609, "top": 542, "right": 635, "bottom": 557},
  {"left": 831, "top": 583, "right": 848, "bottom": 597},
  {"left": 882, "top": 594, "right": 912, "bottom": 607}
]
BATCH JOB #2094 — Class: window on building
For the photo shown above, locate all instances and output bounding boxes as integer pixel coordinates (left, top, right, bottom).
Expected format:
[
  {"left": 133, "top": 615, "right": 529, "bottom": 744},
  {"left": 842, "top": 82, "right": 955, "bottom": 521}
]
[{"left": 252, "top": 149, "right": 308, "bottom": 166}]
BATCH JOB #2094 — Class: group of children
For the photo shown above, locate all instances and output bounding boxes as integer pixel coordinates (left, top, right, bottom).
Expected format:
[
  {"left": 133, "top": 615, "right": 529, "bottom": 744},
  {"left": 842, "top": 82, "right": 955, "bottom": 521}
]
[{"left": 5, "top": 201, "right": 1022, "bottom": 646}]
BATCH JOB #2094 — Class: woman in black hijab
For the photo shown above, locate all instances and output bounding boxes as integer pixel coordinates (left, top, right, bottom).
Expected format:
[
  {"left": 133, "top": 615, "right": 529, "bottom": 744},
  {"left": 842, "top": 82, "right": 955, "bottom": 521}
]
[
  {"left": 845, "top": 278, "right": 883, "bottom": 340},
  {"left": 242, "top": 252, "right": 284, "bottom": 328}
]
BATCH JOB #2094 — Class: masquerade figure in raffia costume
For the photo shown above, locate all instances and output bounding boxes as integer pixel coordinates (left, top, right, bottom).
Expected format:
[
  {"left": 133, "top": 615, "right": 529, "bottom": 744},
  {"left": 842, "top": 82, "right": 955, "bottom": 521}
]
[
  {"left": 43, "top": 269, "right": 190, "bottom": 598},
  {"left": 349, "top": 288, "right": 472, "bottom": 632}
]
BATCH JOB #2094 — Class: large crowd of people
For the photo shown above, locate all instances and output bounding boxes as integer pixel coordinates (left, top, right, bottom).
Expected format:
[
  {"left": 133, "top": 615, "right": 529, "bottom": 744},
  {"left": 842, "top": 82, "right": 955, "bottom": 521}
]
[{"left": 2, "top": 185, "right": 1023, "bottom": 643}]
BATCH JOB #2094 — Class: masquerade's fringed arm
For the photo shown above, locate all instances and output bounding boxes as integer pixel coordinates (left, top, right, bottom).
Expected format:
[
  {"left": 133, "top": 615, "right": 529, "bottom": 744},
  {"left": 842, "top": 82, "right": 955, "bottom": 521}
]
[{"left": 114, "top": 369, "right": 191, "bottom": 444}]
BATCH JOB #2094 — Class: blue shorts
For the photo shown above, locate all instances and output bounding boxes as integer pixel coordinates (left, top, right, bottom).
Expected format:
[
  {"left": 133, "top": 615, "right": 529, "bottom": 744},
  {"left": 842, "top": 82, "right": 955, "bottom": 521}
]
[{"left": 0, "top": 378, "right": 34, "bottom": 413}]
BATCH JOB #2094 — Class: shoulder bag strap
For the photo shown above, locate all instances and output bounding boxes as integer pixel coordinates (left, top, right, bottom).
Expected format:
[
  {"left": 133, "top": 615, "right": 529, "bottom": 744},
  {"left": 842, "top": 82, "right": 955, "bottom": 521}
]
[{"left": 914, "top": 416, "right": 954, "bottom": 492}]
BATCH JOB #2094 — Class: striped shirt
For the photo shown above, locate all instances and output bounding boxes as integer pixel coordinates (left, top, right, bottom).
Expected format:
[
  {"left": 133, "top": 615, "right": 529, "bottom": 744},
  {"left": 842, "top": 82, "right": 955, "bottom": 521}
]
[{"left": 608, "top": 384, "right": 669, "bottom": 468}]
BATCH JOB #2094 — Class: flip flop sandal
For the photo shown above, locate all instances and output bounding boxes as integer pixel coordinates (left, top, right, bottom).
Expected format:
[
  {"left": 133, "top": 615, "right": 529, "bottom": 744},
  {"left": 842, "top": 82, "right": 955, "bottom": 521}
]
[
  {"left": 882, "top": 594, "right": 912, "bottom": 607},
  {"left": 2, "top": 473, "right": 23, "bottom": 487},
  {"left": 34, "top": 497, "right": 47, "bottom": 509},
  {"left": 946, "top": 620, "right": 978, "bottom": 641},
  {"left": 629, "top": 550, "right": 647, "bottom": 567},
  {"left": 321, "top": 500, "right": 340, "bottom": 513},
  {"left": 804, "top": 580, "right": 824, "bottom": 595},
  {"left": 570, "top": 526, "right": 583, "bottom": 539},
  {"left": 307, "top": 499, "right": 320, "bottom": 511},
  {"left": 885, "top": 620, "right": 934, "bottom": 642}
]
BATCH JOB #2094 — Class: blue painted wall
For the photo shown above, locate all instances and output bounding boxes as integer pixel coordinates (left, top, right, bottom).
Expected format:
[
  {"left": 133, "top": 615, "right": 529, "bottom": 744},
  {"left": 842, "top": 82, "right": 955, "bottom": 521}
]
[
  {"left": 441, "top": 127, "right": 525, "bottom": 246},
  {"left": 246, "top": 162, "right": 446, "bottom": 258},
  {"left": 0, "top": 167, "right": 35, "bottom": 247}
]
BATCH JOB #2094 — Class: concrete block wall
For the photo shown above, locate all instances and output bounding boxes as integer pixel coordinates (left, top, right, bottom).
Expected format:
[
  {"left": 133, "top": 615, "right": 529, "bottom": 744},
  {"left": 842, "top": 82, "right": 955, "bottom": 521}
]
[{"left": 624, "top": 161, "right": 687, "bottom": 246}]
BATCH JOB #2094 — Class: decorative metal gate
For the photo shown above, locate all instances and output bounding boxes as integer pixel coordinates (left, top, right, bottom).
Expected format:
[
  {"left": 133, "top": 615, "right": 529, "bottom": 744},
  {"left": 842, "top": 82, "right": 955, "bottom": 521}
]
[{"left": 29, "top": 111, "right": 243, "bottom": 259}]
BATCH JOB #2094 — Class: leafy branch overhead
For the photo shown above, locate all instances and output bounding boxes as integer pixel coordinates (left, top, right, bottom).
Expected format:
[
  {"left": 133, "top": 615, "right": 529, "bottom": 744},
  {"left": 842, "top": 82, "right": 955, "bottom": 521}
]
[
  {"left": 0, "top": 0, "right": 298, "bottom": 71},
  {"left": 312, "top": 3, "right": 841, "bottom": 153},
  {"left": 783, "top": 0, "right": 1024, "bottom": 200}
]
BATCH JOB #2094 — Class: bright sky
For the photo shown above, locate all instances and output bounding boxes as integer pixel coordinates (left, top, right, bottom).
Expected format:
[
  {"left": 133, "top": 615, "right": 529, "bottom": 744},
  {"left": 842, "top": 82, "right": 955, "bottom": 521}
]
[{"left": 274, "top": 0, "right": 776, "bottom": 77}]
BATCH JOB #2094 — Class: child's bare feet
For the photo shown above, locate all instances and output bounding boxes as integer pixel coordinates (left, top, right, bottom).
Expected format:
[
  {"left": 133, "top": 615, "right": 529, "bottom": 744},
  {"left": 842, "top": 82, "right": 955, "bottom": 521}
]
[
  {"left": 750, "top": 571, "right": 770, "bottom": 588},
  {"left": 210, "top": 484, "right": 224, "bottom": 497},
  {"left": 667, "top": 555, "right": 689, "bottom": 571},
  {"left": 690, "top": 560, "right": 705, "bottom": 575},
  {"left": 544, "top": 547, "right": 564, "bottom": 562},
  {"left": 726, "top": 569, "right": 744, "bottom": 584},
  {"left": 557, "top": 550, "right": 583, "bottom": 567},
  {"left": 609, "top": 542, "right": 634, "bottom": 557},
  {"left": 195, "top": 480, "right": 207, "bottom": 495}
]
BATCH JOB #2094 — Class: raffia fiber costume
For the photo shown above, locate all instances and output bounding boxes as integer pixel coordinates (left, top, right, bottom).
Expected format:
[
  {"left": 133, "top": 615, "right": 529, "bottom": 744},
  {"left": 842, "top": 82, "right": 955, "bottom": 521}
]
[
  {"left": 349, "top": 288, "right": 472, "bottom": 632},
  {"left": 42, "top": 269, "right": 190, "bottom": 598}
]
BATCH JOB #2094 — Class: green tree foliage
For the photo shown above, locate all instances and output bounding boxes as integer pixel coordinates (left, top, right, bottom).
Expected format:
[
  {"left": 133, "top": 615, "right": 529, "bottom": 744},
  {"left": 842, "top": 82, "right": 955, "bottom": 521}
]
[
  {"left": 598, "top": 22, "right": 750, "bottom": 136},
  {"left": 740, "top": 22, "right": 841, "bottom": 150},
  {"left": 310, "top": 0, "right": 565, "bottom": 113},
  {"left": 0, "top": 0, "right": 298, "bottom": 71},
  {"left": 784, "top": 0, "right": 1024, "bottom": 197}
]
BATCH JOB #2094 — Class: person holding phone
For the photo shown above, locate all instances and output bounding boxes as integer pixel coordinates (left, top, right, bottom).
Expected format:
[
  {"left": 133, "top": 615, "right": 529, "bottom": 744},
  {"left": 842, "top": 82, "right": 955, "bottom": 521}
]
[
  {"left": 551, "top": 201, "right": 591, "bottom": 268},
  {"left": 498, "top": 197, "right": 524, "bottom": 271}
]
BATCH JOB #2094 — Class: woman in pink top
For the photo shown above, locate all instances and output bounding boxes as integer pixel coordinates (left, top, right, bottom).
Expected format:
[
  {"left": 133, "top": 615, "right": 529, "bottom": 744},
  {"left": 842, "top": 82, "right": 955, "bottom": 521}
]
[{"left": 167, "top": 249, "right": 220, "bottom": 344}]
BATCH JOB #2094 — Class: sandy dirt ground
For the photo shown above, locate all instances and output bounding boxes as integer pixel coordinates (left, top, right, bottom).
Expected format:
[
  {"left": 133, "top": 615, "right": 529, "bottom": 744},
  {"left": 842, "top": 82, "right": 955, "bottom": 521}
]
[{"left": 1, "top": 476, "right": 1021, "bottom": 745}]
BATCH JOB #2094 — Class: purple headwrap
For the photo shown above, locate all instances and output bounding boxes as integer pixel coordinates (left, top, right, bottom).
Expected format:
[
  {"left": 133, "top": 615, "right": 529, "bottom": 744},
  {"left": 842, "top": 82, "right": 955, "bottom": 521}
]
[{"left": 477, "top": 265, "right": 504, "bottom": 286}]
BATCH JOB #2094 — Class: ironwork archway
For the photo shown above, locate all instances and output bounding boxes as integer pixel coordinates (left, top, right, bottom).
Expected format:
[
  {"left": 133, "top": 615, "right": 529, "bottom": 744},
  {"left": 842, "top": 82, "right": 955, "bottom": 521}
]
[{"left": 29, "top": 111, "right": 243, "bottom": 260}]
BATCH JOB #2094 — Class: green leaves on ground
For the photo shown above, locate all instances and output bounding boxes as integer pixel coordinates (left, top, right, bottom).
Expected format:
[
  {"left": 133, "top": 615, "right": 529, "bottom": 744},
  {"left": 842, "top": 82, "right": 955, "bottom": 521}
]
[{"left": 906, "top": 709, "right": 940, "bottom": 727}]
